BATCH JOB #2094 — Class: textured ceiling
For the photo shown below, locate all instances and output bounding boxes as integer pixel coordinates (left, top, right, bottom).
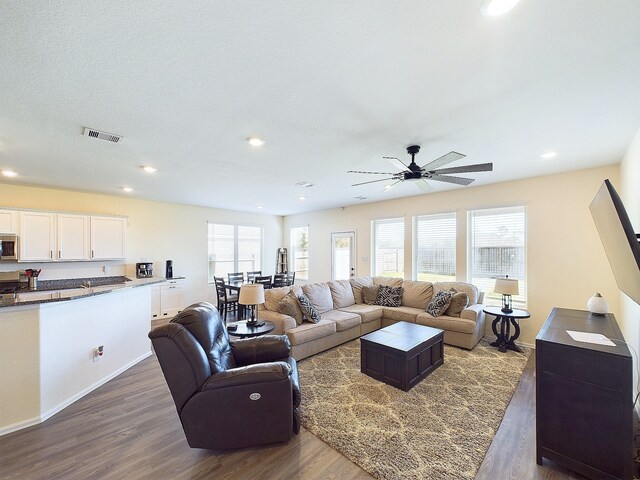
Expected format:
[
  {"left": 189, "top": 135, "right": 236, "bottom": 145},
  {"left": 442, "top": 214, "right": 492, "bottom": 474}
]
[{"left": 1, "top": 0, "right": 639, "bottom": 215}]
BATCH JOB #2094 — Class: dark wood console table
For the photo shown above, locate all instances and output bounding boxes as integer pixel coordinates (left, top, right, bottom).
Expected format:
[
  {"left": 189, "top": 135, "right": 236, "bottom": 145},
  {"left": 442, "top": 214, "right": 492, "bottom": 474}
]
[{"left": 536, "top": 307, "right": 633, "bottom": 480}]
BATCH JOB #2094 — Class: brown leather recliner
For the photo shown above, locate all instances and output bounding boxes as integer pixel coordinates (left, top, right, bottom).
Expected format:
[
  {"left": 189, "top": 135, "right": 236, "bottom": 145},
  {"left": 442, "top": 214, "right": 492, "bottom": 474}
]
[{"left": 148, "top": 302, "right": 300, "bottom": 449}]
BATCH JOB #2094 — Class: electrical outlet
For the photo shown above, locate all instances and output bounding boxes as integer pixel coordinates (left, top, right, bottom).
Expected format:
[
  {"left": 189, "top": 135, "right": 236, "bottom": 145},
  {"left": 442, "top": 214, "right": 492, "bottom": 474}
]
[
  {"left": 102, "top": 265, "right": 110, "bottom": 274},
  {"left": 93, "top": 345, "right": 104, "bottom": 362}
]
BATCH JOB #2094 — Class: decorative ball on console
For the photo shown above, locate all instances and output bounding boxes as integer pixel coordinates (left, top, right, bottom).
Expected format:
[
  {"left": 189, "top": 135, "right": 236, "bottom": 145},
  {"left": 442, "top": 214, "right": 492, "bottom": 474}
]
[{"left": 587, "top": 292, "right": 608, "bottom": 315}]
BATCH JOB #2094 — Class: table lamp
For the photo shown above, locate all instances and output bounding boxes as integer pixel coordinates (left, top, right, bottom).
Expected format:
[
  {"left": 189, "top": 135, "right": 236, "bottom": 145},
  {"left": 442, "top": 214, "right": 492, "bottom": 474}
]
[
  {"left": 494, "top": 277, "right": 519, "bottom": 313},
  {"left": 239, "top": 284, "right": 265, "bottom": 326}
]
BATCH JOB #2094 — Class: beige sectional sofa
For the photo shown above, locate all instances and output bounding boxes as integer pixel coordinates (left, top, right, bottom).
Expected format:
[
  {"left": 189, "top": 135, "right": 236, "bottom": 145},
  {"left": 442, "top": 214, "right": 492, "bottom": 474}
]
[{"left": 256, "top": 276, "right": 485, "bottom": 360}]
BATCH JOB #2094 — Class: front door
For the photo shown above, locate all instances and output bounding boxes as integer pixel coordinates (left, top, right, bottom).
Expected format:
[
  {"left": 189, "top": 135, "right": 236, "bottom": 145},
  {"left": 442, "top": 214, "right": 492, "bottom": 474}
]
[{"left": 331, "top": 231, "right": 356, "bottom": 281}]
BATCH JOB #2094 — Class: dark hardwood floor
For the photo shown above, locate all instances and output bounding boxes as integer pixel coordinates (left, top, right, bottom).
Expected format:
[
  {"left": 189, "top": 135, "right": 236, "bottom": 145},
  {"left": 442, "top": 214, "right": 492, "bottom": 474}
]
[{"left": 0, "top": 320, "right": 589, "bottom": 480}]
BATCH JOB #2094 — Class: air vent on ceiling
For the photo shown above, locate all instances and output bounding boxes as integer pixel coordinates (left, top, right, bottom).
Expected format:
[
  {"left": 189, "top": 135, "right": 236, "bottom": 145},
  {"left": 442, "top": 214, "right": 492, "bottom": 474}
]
[{"left": 83, "top": 127, "right": 124, "bottom": 144}]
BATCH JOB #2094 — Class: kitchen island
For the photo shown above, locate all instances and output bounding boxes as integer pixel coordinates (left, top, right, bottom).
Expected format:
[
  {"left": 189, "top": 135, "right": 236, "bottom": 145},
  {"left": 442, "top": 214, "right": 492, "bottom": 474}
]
[{"left": 0, "top": 277, "right": 164, "bottom": 436}]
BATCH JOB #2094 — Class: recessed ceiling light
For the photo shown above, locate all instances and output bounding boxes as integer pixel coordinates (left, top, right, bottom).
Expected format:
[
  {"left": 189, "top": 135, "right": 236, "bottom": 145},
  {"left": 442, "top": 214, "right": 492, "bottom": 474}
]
[
  {"left": 295, "top": 181, "right": 315, "bottom": 188},
  {"left": 480, "top": 0, "right": 522, "bottom": 16},
  {"left": 142, "top": 166, "right": 158, "bottom": 173},
  {"left": 1, "top": 170, "right": 18, "bottom": 177},
  {"left": 354, "top": 196, "right": 367, "bottom": 200},
  {"left": 298, "top": 196, "right": 306, "bottom": 201},
  {"left": 257, "top": 205, "right": 263, "bottom": 209},
  {"left": 540, "top": 151, "right": 557, "bottom": 159},
  {"left": 247, "top": 136, "right": 266, "bottom": 147},
  {"left": 121, "top": 187, "right": 133, "bottom": 193},
  {"left": 383, "top": 185, "right": 392, "bottom": 190}
]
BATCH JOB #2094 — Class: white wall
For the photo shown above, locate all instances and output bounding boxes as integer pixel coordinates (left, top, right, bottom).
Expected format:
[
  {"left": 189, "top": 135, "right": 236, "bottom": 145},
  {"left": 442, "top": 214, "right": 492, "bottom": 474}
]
[
  {"left": 0, "top": 183, "right": 284, "bottom": 307},
  {"left": 620, "top": 126, "right": 640, "bottom": 396},
  {"left": 284, "top": 165, "right": 621, "bottom": 345}
]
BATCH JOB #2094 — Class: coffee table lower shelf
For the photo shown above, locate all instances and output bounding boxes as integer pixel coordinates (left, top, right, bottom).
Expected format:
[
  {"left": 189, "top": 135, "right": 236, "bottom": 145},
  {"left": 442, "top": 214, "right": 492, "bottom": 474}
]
[{"left": 360, "top": 322, "right": 444, "bottom": 391}]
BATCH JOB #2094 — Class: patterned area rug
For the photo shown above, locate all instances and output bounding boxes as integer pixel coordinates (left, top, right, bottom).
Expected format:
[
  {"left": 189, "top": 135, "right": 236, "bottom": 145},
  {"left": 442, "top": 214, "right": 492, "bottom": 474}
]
[{"left": 298, "top": 338, "right": 530, "bottom": 480}]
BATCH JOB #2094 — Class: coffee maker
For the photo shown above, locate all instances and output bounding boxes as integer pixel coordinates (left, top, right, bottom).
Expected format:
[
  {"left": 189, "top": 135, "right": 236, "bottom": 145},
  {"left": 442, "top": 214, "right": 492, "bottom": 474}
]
[
  {"left": 165, "top": 260, "right": 173, "bottom": 279},
  {"left": 136, "top": 262, "right": 153, "bottom": 278}
]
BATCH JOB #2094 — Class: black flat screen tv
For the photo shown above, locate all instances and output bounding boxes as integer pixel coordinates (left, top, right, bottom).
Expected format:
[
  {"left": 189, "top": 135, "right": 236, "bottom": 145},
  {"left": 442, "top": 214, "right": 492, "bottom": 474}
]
[{"left": 589, "top": 179, "right": 640, "bottom": 305}]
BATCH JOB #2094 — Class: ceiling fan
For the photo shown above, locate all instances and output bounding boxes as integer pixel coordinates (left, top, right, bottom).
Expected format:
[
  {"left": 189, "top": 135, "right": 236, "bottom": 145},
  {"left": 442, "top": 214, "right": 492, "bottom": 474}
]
[{"left": 348, "top": 145, "right": 493, "bottom": 192}]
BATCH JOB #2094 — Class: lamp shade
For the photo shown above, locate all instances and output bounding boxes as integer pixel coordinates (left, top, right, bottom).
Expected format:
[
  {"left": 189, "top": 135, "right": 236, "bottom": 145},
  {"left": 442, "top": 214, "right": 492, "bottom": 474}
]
[
  {"left": 494, "top": 278, "right": 519, "bottom": 296},
  {"left": 239, "top": 284, "right": 265, "bottom": 305}
]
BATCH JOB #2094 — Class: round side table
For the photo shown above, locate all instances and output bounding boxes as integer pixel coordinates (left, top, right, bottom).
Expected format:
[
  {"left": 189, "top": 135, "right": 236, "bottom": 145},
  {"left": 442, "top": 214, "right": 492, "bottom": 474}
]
[
  {"left": 226, "top": 320, "right": 275, "bottom": 338},
  {"left": 483, "top": 306, "right": 530, "bottom": 353}
]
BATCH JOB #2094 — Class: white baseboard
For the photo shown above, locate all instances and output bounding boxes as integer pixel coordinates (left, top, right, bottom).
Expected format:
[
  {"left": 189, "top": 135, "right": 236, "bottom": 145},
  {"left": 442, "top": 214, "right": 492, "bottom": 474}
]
[{"left": 0, "top": 351, "right": 152, "bottom": 437}]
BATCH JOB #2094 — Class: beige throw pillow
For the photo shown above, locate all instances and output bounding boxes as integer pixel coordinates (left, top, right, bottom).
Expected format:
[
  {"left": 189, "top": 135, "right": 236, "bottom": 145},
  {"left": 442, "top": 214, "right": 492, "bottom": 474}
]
[
  {"left": 444, "top": 288, "right": 469, "bottom": 317},
  {"left": 278, "top": 291, "right": 304, "bottom": 325},
  {"left": 362, "top": 285, "right": 380, "bottom": 305}
]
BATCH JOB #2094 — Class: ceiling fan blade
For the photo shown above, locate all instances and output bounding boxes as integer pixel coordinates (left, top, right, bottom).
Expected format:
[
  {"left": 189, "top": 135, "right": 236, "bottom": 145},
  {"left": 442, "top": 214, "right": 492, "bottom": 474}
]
[
  {"left": 347, "top": 170, "right": 397, "bottom": 175},
  {"left": 384, "top": 157, "right": 410, "bottom": 172},
  {"left": 431, "top": 163, "right": 493, "bottom": 175},
  {"left": 381, "top": 180, "right": 402, "bottom": 192},
  {"left": 351, "top": 177, "right": 396, "bottom": 187},
  {"left": 420, "top": 151, "right": 466, "bottom": 171},
  {"left": 428, "top": 174, "right": 475, "bottom": 186},
  {"left": 416, "top": 179, "right": 433, "bottom": 192}
]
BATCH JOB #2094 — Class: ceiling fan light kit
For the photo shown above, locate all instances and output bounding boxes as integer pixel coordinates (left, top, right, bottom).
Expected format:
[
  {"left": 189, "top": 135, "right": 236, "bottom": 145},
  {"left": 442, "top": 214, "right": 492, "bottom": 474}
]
[{"left": 348, "top": 145, "right": 493, "bottom": 193}]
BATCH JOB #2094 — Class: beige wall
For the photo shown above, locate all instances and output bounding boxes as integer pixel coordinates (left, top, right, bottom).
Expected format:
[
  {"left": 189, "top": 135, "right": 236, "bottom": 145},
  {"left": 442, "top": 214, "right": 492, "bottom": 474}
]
[
  {"left": 284, "top": 165, "right": 621, "bottom": 345},
  {"left": 0, "top": 183, "right": 284, "bottom": 307},
  {"left": 620, "top": 126, "right": 640, "bottom": 396}
]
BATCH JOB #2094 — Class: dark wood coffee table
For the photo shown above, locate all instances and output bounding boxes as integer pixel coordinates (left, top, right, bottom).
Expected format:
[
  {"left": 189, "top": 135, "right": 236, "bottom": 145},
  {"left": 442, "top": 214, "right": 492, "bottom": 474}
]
[
  {"left": 360, "top": 321, "right": 444, "bottom": 391},
  {"left": 226, "top": 320, "right": 275, "bottom": 338}
]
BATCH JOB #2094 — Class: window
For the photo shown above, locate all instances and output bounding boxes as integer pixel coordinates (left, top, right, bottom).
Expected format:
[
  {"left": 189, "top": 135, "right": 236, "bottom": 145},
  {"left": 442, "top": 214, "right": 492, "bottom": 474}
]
[
  {"left": 414, "top": 212, "right": 456, "bottom": 282},
  {"left": 372, "top": 218, "right": 404, "bottom": 277},
  {"left": 290, "top": 226, "right": 309, "bottom": 280},
  {"left": 208, "top": 223, "right": 261, "bottom": 281},
  {"left": 468, "top": 206, "right": 526, "bottom": 307}
]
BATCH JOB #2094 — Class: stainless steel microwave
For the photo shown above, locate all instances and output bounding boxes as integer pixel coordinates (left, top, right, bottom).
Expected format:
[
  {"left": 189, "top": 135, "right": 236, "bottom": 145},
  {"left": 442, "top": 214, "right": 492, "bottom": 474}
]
[{"left": 0, "top": 234, "right": 18, "bottom": 261}]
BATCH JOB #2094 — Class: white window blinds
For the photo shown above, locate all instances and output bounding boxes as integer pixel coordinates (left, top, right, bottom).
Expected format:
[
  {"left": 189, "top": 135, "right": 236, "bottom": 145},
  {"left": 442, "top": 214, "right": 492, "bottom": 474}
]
[
  {"left": 468, "top": 206, "right": 527, "bottom": 307},
  {"left": 290, "top": 227, "right": 309, "bottom": 280},
  {"left": 372, "top": 218, "right": 404, "bottom": 277},
  {"left": 414, "top": 212, "right": 456, "bottom": 282},
  {"left": 208, "top": 223, "right": 262, "bottom": 281}
]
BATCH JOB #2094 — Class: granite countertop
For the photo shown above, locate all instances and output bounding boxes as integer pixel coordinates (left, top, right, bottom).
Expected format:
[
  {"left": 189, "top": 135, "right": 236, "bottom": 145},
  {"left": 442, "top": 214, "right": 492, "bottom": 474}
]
[{"left": 0, "top": 276, "right": 166, "bottom": 309}]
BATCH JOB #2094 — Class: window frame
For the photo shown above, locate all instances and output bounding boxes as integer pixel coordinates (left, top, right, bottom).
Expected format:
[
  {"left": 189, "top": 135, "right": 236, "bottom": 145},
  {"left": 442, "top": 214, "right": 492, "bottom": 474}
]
[
  {"left": 207, "top": 222, "right": 263, "bottom": 283},
  {"left": 413, "top": 211, "right": 457, "bottom": 282},
  {"left": 290, "top": 226, "right": 309, "bottom": 280},
  {"left": 371, "top": 217, "right": 405, "bottom": 278},
  {"left": 467, "top": 205, "right": 527, "bottom": 308}
]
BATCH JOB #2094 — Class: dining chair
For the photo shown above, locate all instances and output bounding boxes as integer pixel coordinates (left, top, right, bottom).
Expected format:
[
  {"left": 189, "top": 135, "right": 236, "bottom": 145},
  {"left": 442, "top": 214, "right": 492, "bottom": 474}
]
[
  {"left": 214, "top": 276, "right": 238, "bottom": 322},
  {"left": 273, "top": 273, "right": 288, "bottom": 288},
  {"left": 228, "top": 272, "right": 244, "bottom": 284},
  {"left": 254, "top": 275, "right": 273, "bottom": 289},
  {"left": 246, "top": 271, "right": 262, "bottom": 283},
  {"left": 286, "top": 271, "right": 296, "bottom": 286}
]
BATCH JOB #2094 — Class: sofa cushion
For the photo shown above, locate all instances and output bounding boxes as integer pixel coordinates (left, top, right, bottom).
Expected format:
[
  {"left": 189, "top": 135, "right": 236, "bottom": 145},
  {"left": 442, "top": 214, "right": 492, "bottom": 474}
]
[
  {"left": 444, "top": 288, "right": 469, "bottom": 317},
  {"left": 362, "top": 285, "right": 380, "bottom": 305},
  {"left": 349, "top": 276, "right": 374, "bottom": 304},
  {"left": 278, "top": 291, "right": 304, "bottom": 325},
  {"left": 321, "top": 310, "right": 361, "bottom": 332},
  {"left": 298, "top": 294, "right": 321, "bottom": 323},
  {"left": 381, "top": 306, "right": 425, "bottom": 323},
  {"left": 416, "top": 312, "right": 477, "bottom": 334},
  {"left": 286, "top": 319, "right": 337, "bottom": 345},
  {"left": 328, "top": 280, "right": 356, "bottom": 309},
  {"left": 426, "top": 290, "right": 453, "bottom": 316},
  {"left": 373, "top": 276, "right": 403, "bottom": 287},
  {"left": 377, "top": 285, "right": 403, "bottom": 307},
  {"left": 264, "top": 286, "right": 291, "bottom": 312},
  {"left": 435, "top": 282, "right": 479, "bottom": 305},
  {"left": 338, "top": 304, "right": 384, "bottom": 323},
  {"left": 302, "top": 283, "right": 334, "bottom": 314},
  {"left": 401, "top": 280, "right": 433, "bottom": 309}
]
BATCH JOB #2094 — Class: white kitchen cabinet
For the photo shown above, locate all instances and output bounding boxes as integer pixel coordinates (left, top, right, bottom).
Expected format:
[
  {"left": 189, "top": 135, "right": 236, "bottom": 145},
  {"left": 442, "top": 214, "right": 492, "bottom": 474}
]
[
  {"left": 57, "top": 214, "right": 90, "bottom": 260},
  {"left": 19, "top": 212, "right": 56, "bottom": 261},
  {"left": 90, "top": 216, "right": 127, "bottom": 260},
  {"left": 156, "top": 279, "right": 184, "bottom": 320},
  {"left": 151, "top": 286, "right": 161, "bottom": 319},
  {"left": 0, "top": 210, "right": 18, "bottom": 233}
]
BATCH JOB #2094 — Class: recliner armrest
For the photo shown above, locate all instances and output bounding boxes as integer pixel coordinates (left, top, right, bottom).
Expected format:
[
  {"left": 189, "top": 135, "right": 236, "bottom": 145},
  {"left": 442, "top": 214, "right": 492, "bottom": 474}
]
[
  {"left": 202, "top": 361, "right": 292, "bottom": 390},
  {"left": 231, "top": 334, "right": 291, "bottom": 366}
]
